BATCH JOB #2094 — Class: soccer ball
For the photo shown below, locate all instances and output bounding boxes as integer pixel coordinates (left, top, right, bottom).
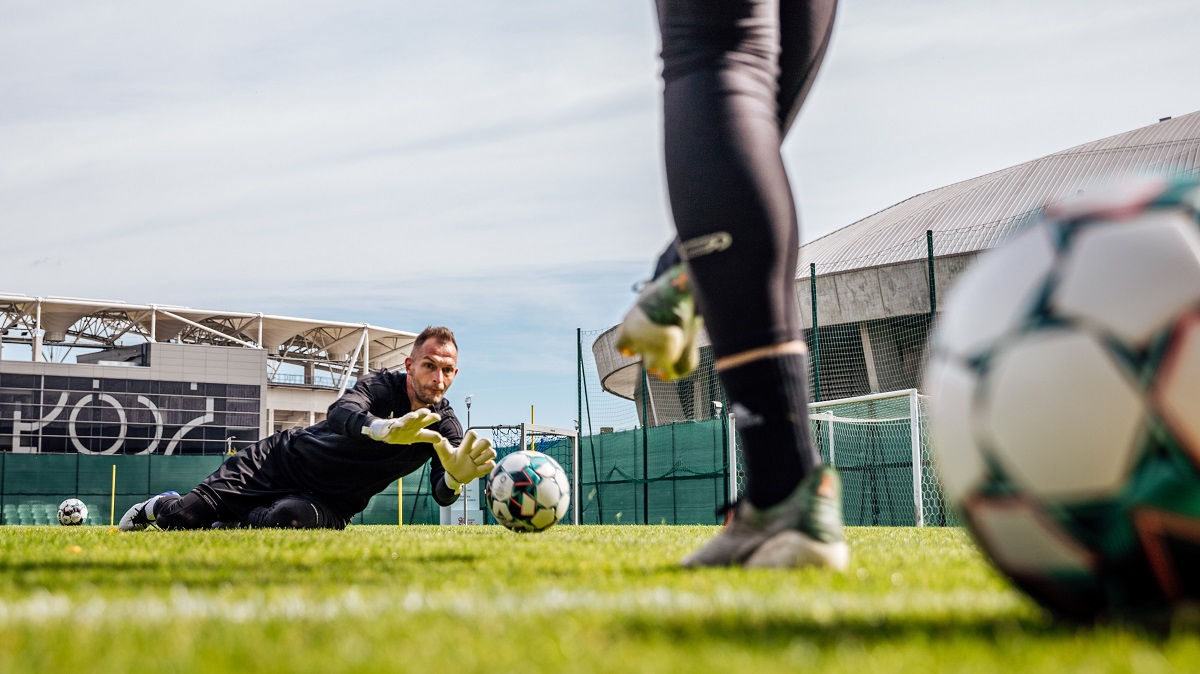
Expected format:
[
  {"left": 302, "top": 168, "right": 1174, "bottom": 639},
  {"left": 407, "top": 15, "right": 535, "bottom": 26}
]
[
  {"left": 924, "top": 175, "right": 1200, "bottom": 622},
  {"left": 486, "top": 450, "right": 570, "bottom": 533},
  {"left": 57, "top": 498, "right": 88, "bottom": 526}
]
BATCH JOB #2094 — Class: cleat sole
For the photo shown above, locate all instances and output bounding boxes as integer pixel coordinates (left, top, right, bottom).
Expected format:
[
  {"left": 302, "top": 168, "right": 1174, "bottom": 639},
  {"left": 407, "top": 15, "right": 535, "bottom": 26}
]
[{"left": 744, "top": 530, "right": 849, "bottom": 570}]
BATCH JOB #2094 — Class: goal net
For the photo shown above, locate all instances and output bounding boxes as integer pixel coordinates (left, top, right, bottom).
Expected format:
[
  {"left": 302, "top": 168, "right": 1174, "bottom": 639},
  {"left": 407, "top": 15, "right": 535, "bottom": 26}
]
[{"left": 733, "top": 388, "right": 957, "bottom": 526}]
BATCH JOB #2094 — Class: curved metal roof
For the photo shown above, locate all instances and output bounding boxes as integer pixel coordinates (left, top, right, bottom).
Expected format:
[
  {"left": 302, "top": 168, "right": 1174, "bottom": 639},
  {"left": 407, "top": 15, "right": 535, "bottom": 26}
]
[{"left": 798, "top": 111, "right": 1200, "bottom": 276}]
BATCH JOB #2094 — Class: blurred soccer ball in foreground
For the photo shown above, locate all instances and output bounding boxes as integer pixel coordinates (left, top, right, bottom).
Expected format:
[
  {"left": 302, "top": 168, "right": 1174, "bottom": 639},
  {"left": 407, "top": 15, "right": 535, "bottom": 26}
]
[
  {"left": 486, "top": 450, "right": 570, "bottom": 533},
  {"left": 924, "top": 175, "right": 1200, "bottom": 621},
  {"left": 57, "top": 498, "right": 88, "bottom": 526}
]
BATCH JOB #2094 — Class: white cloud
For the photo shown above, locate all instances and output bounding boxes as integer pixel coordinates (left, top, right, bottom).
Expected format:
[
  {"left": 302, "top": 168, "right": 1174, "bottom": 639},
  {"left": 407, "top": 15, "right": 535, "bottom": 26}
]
[
  {"left": 3, "top": 0, "right": 1200, "bottom": 426},
  {"left": 789, "top": 0, "right": 1200, "bottom": 241}
]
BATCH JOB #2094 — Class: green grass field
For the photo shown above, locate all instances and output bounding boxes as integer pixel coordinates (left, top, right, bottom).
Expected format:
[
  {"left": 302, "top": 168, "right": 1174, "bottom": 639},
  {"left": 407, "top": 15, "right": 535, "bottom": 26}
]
[{"left": 0, "top": 525, "right": 1196, "bottom": 673}]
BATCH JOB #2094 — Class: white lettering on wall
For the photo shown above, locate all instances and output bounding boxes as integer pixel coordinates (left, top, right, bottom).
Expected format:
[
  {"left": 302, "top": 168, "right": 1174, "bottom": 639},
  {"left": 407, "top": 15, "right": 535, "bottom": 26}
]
[{"left": 9, "top": 392, "right": 217, "bottom": 455}]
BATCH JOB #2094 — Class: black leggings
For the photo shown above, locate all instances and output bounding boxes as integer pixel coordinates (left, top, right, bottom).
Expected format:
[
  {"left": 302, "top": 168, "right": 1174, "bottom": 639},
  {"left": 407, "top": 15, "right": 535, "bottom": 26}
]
[
  {"left": 155, "top": 491, "right": 347, "bottom": 530},
  {"left": 656, "top": 0, "right": 836, "bottom": 358}
]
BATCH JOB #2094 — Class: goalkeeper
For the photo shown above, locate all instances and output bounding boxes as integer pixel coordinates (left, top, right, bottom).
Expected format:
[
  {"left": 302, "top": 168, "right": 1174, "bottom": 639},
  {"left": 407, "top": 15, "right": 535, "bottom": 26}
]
[{"left": 119, "top": 326, "right": 494, "bottom": 531}]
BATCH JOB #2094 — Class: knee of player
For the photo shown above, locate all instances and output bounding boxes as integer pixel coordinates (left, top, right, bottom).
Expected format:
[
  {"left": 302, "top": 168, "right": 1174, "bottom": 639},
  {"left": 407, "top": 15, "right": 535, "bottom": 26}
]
[
  {"left": 250, "top": 498, "right": 323, "bottom": 529},
  {"left": 155, "top": 494, "right": 214, "bottom": 530}
]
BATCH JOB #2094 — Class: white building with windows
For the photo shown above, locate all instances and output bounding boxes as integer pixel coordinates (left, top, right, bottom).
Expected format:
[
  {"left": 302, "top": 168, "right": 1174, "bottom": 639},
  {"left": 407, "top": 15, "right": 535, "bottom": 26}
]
[{"left": 0, "top": 295, "right": 417, "bottom": 454}]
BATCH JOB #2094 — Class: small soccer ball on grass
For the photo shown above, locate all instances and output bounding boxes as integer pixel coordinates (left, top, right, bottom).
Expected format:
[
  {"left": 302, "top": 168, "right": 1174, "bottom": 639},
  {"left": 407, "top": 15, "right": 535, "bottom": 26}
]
[
  {"left": 486, "top": 450, "right": 570, "bottom": 533},
  {"left": 57, "top": 498, "right": 88, "bottom": 526},
  {"left": 924, "top": 174, "right": 1200, "bottom": 623}
]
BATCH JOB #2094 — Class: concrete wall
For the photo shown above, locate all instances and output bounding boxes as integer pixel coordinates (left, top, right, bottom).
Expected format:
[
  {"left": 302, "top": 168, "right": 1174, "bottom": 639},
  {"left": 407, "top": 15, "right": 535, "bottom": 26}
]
[
  {"left": 796, "top": 252, "right": 978, "bottom": 328},
  {"left": 147, "top": 343, "right": 267, "bottom": 388},
  {"left": 2, "top": 342, "right": 266, "bottom": 388}
]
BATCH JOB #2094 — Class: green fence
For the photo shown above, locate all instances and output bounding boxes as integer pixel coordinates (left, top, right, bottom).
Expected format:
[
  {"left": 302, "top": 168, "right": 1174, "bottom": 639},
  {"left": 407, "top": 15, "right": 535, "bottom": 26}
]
[
  {"left": 571, "top": 397, "right": 955, "bottom": 527},
  {"left": 576, "top": 418, "right": 730, "bottom": 525},
  {"left": 0, "top": 453, "right": 223, "bottom": 526},
  {"left": 0, "top": 453, "right": 414, "bottom": 526},
  {"left": 579, "top": 324, "right": 956, "bottom": 527}
]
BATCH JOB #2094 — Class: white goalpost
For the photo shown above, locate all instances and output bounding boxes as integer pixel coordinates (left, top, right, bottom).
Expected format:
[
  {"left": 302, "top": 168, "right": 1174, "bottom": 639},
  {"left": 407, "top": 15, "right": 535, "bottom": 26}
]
[
  {"left": 808, "top": 389, "right": 926, "bottom": 526},
  {"left": 730, "top": 388, "right": 950, "bottom": 527}
]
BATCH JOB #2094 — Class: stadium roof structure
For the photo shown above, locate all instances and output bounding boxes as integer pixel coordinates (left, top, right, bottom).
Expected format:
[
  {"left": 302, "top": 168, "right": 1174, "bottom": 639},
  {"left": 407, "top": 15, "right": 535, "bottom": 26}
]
[
  {"left": 592, "top": 110, "right": 1200, "bottom": 402},
  {"left": 0, "top": 293, "right": 418, "bottom": 379},
  {"left": 798, "top": 110, "right": 1200, "bottom": 276}
]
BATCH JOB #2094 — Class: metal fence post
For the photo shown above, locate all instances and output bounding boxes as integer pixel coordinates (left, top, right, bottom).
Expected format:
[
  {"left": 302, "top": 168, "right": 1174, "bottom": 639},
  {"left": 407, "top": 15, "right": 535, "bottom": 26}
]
[
  {"left": 927, "top": 230, "right": 937, "bottom": 318},
  {"left": 641, "top": 366, "right": 650, "bottom": 525},
  {"left": 810, "top": 262, "right": 821, "bottom": 402}
]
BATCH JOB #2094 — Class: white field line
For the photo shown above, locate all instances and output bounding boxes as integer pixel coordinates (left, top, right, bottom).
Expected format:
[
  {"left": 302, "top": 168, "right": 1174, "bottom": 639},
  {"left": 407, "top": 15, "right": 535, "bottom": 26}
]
[{"left": 0, "top": 587, "right": 1023, "bottom": 625}]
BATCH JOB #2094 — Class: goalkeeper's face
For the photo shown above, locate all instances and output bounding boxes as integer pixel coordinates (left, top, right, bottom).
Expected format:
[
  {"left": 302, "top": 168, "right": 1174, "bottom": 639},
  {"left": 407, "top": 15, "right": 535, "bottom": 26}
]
[{"left": 406, "top": 339, "right": 459, "bottom": 407}]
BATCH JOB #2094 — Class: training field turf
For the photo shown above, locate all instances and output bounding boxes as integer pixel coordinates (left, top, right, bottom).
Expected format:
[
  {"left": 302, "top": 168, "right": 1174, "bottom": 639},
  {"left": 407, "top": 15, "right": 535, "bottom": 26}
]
[{"left": 0, "top": 526, "right": 1196, "bottom": 673}]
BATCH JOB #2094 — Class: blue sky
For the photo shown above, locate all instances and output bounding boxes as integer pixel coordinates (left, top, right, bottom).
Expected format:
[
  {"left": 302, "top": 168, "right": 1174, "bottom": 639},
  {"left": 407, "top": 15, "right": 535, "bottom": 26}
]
[{"left": 3, "top": 0, "right": 1199, "bottom": 430}]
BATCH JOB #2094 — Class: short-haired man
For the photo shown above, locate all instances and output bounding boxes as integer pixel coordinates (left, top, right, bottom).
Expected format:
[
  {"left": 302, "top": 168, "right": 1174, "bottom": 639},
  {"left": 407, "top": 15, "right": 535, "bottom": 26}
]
[{"left": 120, "top": 326, "right": 494, "bottom": 531}]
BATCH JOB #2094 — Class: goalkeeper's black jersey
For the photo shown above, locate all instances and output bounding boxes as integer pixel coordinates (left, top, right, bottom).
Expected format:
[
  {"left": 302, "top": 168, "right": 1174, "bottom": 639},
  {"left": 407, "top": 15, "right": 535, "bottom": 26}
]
[{"left": 260, "top": 369, "right": 463, "bottom": 518}]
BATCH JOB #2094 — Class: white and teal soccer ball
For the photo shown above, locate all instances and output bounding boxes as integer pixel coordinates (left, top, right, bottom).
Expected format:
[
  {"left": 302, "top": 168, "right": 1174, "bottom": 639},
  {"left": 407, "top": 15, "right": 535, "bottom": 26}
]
[
  {"left": 924, "top": 175, "right": 1200, "bottom": 622},
  {"left": 57, "top": 498, "right": 88, "bottom": 526},
  {"left": 486, "top": 451, "right": 570, "bottom": 533}
]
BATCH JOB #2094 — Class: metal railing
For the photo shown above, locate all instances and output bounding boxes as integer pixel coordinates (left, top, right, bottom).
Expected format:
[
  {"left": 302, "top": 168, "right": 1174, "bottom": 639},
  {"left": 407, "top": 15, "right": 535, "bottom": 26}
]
[{"left": 267, "top": 372, "right": 342, "bottom": 388}]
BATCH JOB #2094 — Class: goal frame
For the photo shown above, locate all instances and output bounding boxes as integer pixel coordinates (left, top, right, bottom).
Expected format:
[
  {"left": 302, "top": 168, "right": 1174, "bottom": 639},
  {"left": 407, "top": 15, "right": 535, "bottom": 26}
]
[
  {"left": 808, "top": 388, "right": 925, "bottom": 526},
  {"left": 732, "top": 387, "right": 927, "bottom": 526}
]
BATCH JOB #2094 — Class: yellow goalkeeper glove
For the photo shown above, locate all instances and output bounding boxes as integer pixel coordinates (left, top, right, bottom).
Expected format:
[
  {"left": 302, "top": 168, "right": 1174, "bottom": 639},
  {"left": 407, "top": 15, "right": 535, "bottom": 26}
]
[
  {"left": 432, "top": 429, "right": 497, "bottom": 493},
  {"left": 363, "top": 408, "right": 442, "bottom": 445}
]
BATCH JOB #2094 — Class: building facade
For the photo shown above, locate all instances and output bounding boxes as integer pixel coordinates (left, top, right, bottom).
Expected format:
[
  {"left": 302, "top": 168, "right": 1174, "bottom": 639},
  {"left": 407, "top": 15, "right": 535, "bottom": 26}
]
[{"left": 0, "top": 295, "right": 418, "bottom": 455}]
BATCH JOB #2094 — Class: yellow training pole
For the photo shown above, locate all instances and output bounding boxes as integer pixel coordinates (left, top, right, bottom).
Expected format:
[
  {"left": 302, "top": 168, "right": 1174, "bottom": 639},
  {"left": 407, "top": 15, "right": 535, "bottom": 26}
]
[
  {"left": 110, "top": 464, "right": 116, "bottom": 526},
  {"left": 397, "top": 478, "right": 403, "bottom": 525},
  {"left": 530, "top": 406, "right": 536, "bottom": 452}
]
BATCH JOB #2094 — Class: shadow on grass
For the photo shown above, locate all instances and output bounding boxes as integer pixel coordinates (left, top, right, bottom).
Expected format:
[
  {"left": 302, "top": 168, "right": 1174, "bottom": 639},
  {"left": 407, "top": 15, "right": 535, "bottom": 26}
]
[
  {"left": 0, "top": 552, "right": 476, "bottom": 591},
  {"left": 610, "top": 609, "right": 1189, "bottom": 647},
  {"left": 408, "top": 551, "right": 480, "bottom": 564}
]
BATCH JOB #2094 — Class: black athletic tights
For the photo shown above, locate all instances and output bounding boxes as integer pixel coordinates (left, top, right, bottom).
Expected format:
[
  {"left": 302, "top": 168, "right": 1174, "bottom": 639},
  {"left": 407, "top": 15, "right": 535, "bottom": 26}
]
[
  {"left": 656, "top": 0, "right": 837, "bottom": 507},
  {"left": 154, "top": 491, "right": 347, "bottom": 530},
  {"left": 656, "top": 0, "right": 836, "bottom": 357}
]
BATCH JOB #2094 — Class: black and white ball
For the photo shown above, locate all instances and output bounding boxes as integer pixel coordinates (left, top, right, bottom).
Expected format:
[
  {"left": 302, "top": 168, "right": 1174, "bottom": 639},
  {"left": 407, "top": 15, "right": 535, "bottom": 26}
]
[
  {"left": 486, "top": 451, "right": 570, "bottom": 533},
  {"left": 924, "top": 175, "right": 1200, "bottom": 621},
  {"left": 57, "top": 498, "right": 88, "bottom": 526}
]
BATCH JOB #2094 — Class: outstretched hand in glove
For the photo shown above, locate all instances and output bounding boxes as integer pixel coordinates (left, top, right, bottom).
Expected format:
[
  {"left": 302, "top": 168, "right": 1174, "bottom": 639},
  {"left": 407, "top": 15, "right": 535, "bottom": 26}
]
[
  {"left": 432, "top": 430, "right": 497, "bottom": 492},
  {"left": 363, "top": 408, "right": 442, "bottom": 446}
]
